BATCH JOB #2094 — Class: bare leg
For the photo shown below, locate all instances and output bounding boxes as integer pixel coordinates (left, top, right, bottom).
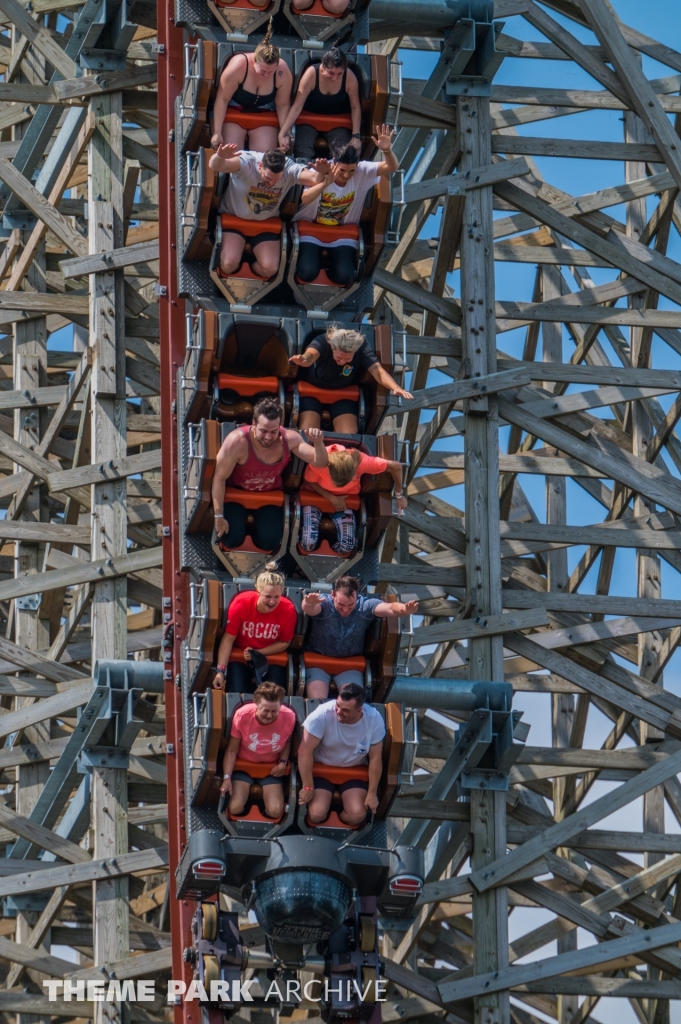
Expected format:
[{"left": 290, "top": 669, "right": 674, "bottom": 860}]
[
  {"left": 262, "top": 782, "right": 285, "bottom": 818},
  {"left": 249, "top": 125, "right": 280, "bottom": 152},
  {"left": 248, "top": 0, "right": 269, "bottom": 8},
  {"left": 228, "top": 779, "right": 251, "bottom": 815},
  {"left": 298, "top": 410, "right": 322, "bottom": 431},
  {"left": 222, "top": 122, "right": 247, "bottom": 148},
  {"left": 251, "top": 238, "right": 282, "bottom": 279},
  {"left": 340, "top": 787, "right": 368, "bottom": 826},
  {"left": 306, "top": 678, "right": 330, "bottom": 700},
  {"left": 331, "top": 412, "right": 359, "bottom": 433},
  {"left": 322, "top": 0, "right": 350, "bottom": 11},
  {"left": 306, "top": 788, "right": 332, "bottom": 823},
  {"left": 292, "top": 0, "right": 313, "bottom": 8},
  {"left": 220, "top": 231, "right": 247, "bottom": 275}
]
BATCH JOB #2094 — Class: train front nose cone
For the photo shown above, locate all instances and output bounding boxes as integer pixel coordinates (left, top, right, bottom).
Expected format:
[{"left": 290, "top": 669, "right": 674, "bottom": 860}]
[{"left": 253, "top": 871, "right": 352, "bottom": 942}]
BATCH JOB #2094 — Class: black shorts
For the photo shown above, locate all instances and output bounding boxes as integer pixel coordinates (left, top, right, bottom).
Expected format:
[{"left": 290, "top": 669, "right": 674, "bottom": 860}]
[
  {"left": 313, "top": 777, "right": 368, "bottom": 794},
  {"left": 222, "top": 227, "right": 281, "bottom": 249},
  {"left": 299, "top": 394, "right": 359, "bottom": 420},
  {"left": 232, "top": 769, "right": 284, "bottom": 787}
]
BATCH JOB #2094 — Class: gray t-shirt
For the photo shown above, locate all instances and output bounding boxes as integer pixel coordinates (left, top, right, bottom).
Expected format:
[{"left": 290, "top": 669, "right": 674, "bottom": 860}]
[
  {"left": 220, "top": 151, "right": 305, "bottom": 220},
  {"left": 304, "top": 701, "right": 385, "bottom": 766},
  {"left": 307, "top": 594, "right": 382, "bottom": 658}
]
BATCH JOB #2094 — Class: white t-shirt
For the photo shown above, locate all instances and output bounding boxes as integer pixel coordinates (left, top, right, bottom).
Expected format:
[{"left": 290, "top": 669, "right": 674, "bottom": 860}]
[
  {"left": 304, "top": 701, "right": 385, "bottom": 767},
  {"left": 221, "top": 151, "right": 305, "bottom": 220},
  {"left": 294, "top": 161, "right": 380, "bottom": 231}
]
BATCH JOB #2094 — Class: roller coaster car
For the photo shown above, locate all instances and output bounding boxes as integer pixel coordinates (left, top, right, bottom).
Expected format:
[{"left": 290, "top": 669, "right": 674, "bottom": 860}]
[
  {"left": 179, "top": 42, "right": 217, "bottom": 155},
  {"left": 282, "top": 0, "right": 368, "bottom": 48},
  {"left": 289, "top": 324, "right": 394, "bottom": 435},
  {"left": 287, "top": 179, "right": 390, "bottom": 315},
  {"left": 321, "top": 904, "right": 381, "bottom": 1022},
  {"left": 297, "top": 702, "right": 406, "bottom": 840},
  {"left": 181, "top": 148, "right": 223, "bottom": 263},
  {"left": 182, "top": 310, "right": 299, "bottom": 426},
  {"left": 290, "top": 52, "right": 390, "bottom": 161},
  {"left": 215, "top": 693, "right": 304, "bottom": 837},
  {"left": 184, "top": 418, "right": 223, "bottom": 535},
  {"left": 288, "top": 434, "right": 396, "bottom": 582},
  {"left": 184, "top": 902, "right": 244, "bottom": 1011},
  {"left": 210, "top": 213, "right": 289, "bottom": 311},
  {"left": 186, "top": 576, "right": 303, "bottom": 695}
]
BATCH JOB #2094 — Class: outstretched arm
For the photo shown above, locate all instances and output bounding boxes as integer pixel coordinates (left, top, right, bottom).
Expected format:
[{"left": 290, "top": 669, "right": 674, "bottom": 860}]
[
  {"left": 301, "top": 591, "right": 324, "bottom": 616},
  {"left": 278, "top": 67, "right": 314, "bottom": 149},
  {"left": 288, "top": 427, "right": 328, "bottom": 467},
  {"left": 386, "top": 459, "right": 407, "bottom": 513},
  {"left": 209, "top": 143, "right": 242, "bottom": 175},
  {"left": 367, "top": 361, "right": 413, "bottom": 400},
  {"left": 289, "top": 346, "right": 321, "bottom": 368},
  {"left": 374, "top": 599, "right": 419, "bottom": 617}
]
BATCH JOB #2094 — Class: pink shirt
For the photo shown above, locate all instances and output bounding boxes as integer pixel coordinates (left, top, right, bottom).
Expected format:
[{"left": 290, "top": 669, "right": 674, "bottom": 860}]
[
  {"left": 230, "top": 702, "right": 296, "bottom": 763},
  {"left": 304, "top": 444, "right": 388, "bottom": 496}
]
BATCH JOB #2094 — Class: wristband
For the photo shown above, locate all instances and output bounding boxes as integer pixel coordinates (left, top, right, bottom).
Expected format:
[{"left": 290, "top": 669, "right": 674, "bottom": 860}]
[
  {"left": 352, "top": 133, "right": 361, "bottom": 138},
  {"left": 302, "top": 786, "right": 314, "bottom": 792},
  {"left": 223, "top": 774, "right": 231, "bottom": 780},
  {"left": 395, "top": 492, "right": 404, "bottom": 499},
  {"left": 215, "top": 513, "right": 225, "bottom": 520},
  {"left": 216, "top": 664, "right": 227, "bottom": 673},
  {"left": 278, "top": 758, "right": 289, "bottom": 765}
]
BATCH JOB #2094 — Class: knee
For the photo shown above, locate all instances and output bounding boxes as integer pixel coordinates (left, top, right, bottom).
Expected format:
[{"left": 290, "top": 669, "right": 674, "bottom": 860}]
[
  {"left": 258, "top": 252, "right": 280, "bottom": 278},
  {"left": 220, "top": 254, "right": 241, "bottom": 275},
  {"left": 308, "top": 803, "right": 327, "bottom": 823},
  {"left": 229, "top": 796, "right": 246, "bottom": 814},
  {"left": 344, "top": 808, "right": 366, "bottom": 825}
]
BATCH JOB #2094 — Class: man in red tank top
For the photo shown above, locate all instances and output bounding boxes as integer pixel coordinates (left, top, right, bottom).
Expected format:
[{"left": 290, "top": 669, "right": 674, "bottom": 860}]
[{"left": 211, "top": 396, "right": 328, "bottom": 552}]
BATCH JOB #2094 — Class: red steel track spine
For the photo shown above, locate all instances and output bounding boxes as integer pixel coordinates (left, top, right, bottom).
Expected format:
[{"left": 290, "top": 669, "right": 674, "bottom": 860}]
[{"left": 157, "top": 5, "right": 194, "bottom": 1022}]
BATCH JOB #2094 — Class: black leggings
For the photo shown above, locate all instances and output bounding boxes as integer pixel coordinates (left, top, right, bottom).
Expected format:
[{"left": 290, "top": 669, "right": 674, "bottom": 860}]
[
  {"left": 226, "top": 660, "right": 288, "bottom": 694},
  {"left": 294, "top": 124, "right": 352, "bottom": 162},
  {"left": 222, "top": 501, "right": 283, "bottom": 553},
  {"left": 297, "top": 242, "right": 357, "bottom": 287}
]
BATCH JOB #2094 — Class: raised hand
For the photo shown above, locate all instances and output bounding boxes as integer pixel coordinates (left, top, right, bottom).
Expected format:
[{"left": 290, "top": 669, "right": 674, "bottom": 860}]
[
  {"left": 403, "top": 599, "right": 419, "bottom": 615},
  {"left": 392, "top": 385, "right": 413, "bottom": 400},
  {"left": 289, "top": 353, "right": 309, "bottom": 366},
  {"left": 216, "top": 142, "right": 241, "bottom": 161},
  {"left": 312, "top": 158, "right": 333, "bottom": 179},
  {"left": 306, "top": 427, "right": 325, "bottom": 443},
  {"left": 371, "top": 124, "right": 395, "bottom": 152}
]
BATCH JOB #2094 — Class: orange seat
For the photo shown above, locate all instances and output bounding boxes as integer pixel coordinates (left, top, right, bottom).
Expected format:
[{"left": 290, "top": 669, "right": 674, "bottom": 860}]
[
  {"left": 221, "top": 214, "right": 282, "bottom": 237},
  {"left": 292, "top": 0, "right": 343, "bottom": 14},
  {"left": 299, "top": 487, "right": 360, "bottom": 514},
  {"left": 313, "top": 762, "right": 369, "bottom": 783},
  {"left": 215, "top": 0, "right": 270, "bottom": 7},
  {"left": 297, "top": 381, "right": 360, "bottom": 404},
  {"left": 217, "top": 374, "right": 279, "bottom": 396},
  {"left": 303, "top": 652, "right": 366, "bottom": 673},
  {"left": 223, "top": 487, "right": 285, "bottom": 509},
  {"left": 297, "top": 222, "right": 359, "bottom": 243},
  {"left": 229, "top": 648, "right": 289, "bottom": 667},
  {"left": 296, "top": 113, "right": 353, "bottom": 132},
  {"left": 224, "top": 110, "right": 279, "bottom": 130},
  {"left": 234, "top": 756, "right": 291, "bottom": 777}
]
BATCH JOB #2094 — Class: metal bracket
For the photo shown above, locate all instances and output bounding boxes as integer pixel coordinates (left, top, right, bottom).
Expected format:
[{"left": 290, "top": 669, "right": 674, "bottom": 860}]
[
  {"left": 3, "top": 211, "right": 38, "bottom": 231},
  {"left": 78, "top": 746, "right": 130, "bottom": 771},
  {"left": 79, "top": 48, "right": 128, "bottom": 70},
  {"left": 16, "top": 594, "right": 41, "bottom": 611}
]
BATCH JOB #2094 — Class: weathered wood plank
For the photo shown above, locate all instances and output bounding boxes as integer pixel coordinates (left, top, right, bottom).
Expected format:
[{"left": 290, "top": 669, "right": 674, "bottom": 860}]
[
  {"left": 0, "top": 547, "right": 162, "bottom": 602},
  {"left": 0, "top": 846, "right": 168, "bottom": 899}
]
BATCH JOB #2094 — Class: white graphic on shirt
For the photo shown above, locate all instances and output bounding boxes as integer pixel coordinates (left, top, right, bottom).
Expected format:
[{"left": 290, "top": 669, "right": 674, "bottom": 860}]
[
  {"left": 241, "top": 622, "right": 281, "bottom": 640},
  {"left": 247, "top": 731, "right": 282, "bottom": 752}
]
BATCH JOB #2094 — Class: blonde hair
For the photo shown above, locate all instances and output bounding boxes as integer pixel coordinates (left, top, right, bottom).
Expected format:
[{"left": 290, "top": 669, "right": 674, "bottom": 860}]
[
  {"left": 326, "top": 326, "right": 365, "bottom": 355},
  {"left": 254, "top": 20, "right": 279, "bottom": 65},
  {"left": 328, "top": 449, "right": 361, "bottom": 488},
  {"left": 255, "top": 561, "right": 285, "bottom": 592}
]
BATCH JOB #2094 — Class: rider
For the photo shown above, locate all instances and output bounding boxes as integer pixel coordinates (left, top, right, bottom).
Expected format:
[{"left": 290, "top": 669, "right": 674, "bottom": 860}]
[
  {"left": 292, "top": 125, "right": 398, "bottom": 286},
  {"left": 209, "top": 146, "right": 320, "bottom": 279},
  {"left": 289, "top": 325, "right": 412, "bottom": 434},
  {"left": 214, "top": 565, "right": 297, "bottom": 692},
  {"left": 297, "top": 683, "right": 384, "bottom": 827},
  {"left": 211, "top": 396, "right": 328, "bottom": 553},
  {"left": 301, "top": 444, "right": 407, "bottom": 555},
  {"left": 301, "top": 577, "right": 418, "bottom": 699},
  {"left": 278, "top": 48, "right": 362, "bottom": 162},
  {"left": 211, "top": 23, "right": 293, "bottom": 154},
  {"left": 220, "top": 682, "right": 296, "bottom": 819}
]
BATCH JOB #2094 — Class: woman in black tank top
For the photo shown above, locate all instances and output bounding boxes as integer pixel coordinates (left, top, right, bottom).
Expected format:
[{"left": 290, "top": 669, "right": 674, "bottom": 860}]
[
  {"left": 211, "top": 24, "right": 293, "bottom": 154},
  {"left": 278, "top": 48, "right": 362, "bottom": 163}
]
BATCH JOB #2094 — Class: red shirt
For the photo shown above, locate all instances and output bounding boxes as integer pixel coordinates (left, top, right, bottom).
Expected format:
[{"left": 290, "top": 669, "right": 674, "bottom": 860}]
[
  {"left": 231, "top": 702, "right": 296, "bottom": 763},
  {"left": 225, "top": 590, "right": 297, "bottom": 649},
  {"left": 304, "top": 444, "right": 388, "bottom": 496}
]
